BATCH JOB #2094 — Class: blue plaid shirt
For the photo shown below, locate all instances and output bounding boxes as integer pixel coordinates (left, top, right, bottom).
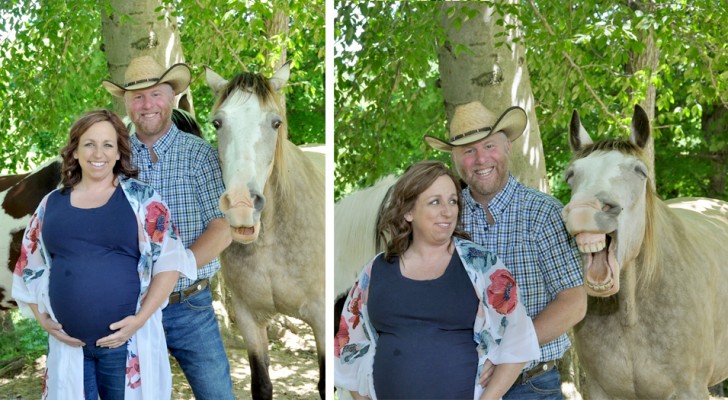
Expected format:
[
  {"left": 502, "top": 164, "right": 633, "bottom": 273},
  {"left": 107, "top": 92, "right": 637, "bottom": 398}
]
[
  {"left": 131, "top": 124, "right": 226, "bottom": 292},
  {"left": 460, "top": 175, "right": 582, "bottom": 368}
]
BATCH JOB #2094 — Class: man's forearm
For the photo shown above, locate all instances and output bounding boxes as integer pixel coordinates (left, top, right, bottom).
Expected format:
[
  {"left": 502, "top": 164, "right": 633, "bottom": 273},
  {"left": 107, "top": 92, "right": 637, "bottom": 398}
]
[
  {"left": 532, "top": 285, "right": 587, "bottom": 345},
  {"left": 189, "top": 218, "right": 232, "bottom": 268}
]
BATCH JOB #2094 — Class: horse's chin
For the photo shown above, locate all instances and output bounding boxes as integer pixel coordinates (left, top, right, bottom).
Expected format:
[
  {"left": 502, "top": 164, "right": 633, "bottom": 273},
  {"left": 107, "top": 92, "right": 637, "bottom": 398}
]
[
  {"left": 577, "top": 232, "right": 620, "bottom": 297},
  {"left": 231, "top": 223, "right": 260, "bottom": 244}
]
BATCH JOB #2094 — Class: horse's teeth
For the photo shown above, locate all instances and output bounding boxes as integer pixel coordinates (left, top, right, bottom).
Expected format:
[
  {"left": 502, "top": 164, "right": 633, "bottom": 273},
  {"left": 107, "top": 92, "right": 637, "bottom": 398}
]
[
  {"left": 576, "top": 232, "right": 606, "bottom": 254},
  {"left": 586, "top": 280, "right": 614, "bottom": 291},
  {"left": 578, "top": 241, "right": 605, "bottom": 253}
]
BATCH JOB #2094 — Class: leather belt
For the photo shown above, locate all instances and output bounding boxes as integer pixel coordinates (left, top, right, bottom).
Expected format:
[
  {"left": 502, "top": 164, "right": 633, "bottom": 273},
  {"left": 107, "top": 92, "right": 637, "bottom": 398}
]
[
  {"left": 523, "top": 360, "right": 557, "bottom": 382},
  {"left": 168, "top": 279, "right": 209, "bottom": 304}
]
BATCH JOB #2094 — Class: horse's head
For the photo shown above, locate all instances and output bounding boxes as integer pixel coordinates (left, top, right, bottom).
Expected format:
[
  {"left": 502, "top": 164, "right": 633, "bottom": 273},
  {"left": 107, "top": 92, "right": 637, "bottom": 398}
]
[
  {"left": 205, "top": 63, "right": 290, "bottom": 244},
  {"left": 562, "top": 105, "right": 652, "bottom": 297}
]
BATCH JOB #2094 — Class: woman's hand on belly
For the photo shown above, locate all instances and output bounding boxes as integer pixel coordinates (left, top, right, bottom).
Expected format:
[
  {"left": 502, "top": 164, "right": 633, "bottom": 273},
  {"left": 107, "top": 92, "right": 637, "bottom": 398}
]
[
  {"left": 30, "top": 305, "right": 85, "bottom": 347},
  {"left": 95, "top": 314, "right": 144, "bottom": 349}
]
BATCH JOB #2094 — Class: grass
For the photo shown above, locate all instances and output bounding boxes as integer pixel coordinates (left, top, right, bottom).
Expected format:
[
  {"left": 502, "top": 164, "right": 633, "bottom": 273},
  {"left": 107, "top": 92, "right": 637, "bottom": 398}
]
[{"left": 0, "top": 309, "right": 47, "bottom": 364}]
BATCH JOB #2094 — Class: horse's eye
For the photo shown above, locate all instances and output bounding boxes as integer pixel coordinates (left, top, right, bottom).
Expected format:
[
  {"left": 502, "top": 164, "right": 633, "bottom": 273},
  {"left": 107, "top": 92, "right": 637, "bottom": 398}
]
[
  {"left": 564, "top": 169, "right": 574, "bottom": 185},
  {"left": 635, "top": 165, "right": 648, "bottom": 178},
  {"left": 213, "top": 119, "right": 222, "bottom": 130},
  {"left": 272, "top": 120, "right": 282, "bottom": 130}
]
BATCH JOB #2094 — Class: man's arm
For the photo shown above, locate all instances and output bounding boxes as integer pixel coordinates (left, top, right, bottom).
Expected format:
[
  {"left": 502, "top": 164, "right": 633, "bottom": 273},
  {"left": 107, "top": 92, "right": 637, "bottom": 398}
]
[
  {"left": 189, "top": 217, "right": 232, "bottom": 268},
  {"left": 531, "top": 285, "right": 587, "bottom": 345}
]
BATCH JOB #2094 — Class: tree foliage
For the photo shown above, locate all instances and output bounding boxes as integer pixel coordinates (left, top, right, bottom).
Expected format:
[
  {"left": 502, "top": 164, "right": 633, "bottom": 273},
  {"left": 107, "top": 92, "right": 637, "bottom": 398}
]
[
  {"left": 335, "top": 2, "right": 449, "bottom": 199},
  {"left": 522, "top": 1, "right": 728, "bottom": 203},
  {"left": 335, "top": 1, "right": 728, "bottom": 202},
  {"left": 0, "top": 0, "right": 324, "bottom": 174}
]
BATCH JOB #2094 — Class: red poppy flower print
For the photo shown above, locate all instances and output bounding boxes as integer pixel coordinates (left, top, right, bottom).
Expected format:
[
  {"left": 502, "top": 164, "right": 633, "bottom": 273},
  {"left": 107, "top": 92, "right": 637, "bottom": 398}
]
[
  {"left": 126, "top": 354, "right": 141, "bottom": 389},
  {"left": 347, "top": 291, "right": 362, "bottom": 330},
  {"left": 14, "top": 246, "right": 28, "bottom": 277},
  {"left": 335, "top": 316, "right": 350, "bottom": 358},
  {"left": 145, "top": 202, "right": 169, "bottom": 244},
  {"left": 487, "top": 269, "right": 518, "bottom": 315},
  {"left": 27, "top": 218, "right": 41, "bottom": 254}
]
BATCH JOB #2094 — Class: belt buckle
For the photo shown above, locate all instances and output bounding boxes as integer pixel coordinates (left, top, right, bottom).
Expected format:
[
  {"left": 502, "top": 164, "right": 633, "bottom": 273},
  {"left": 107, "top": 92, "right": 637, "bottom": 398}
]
[
  {"left": 185, "top": 282, "right": 203, "bottom": 296},
  {"left": 169, "top": 279, "right": 208, "bottom": 304},
  {"left": 524, "top": 361, "right": 554, "bottom": 383}
]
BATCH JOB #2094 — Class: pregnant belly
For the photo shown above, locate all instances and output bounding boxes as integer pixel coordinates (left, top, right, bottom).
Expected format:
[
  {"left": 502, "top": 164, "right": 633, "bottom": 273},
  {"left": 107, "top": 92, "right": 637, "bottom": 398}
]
[
  {"left": 373, "top": 331, "right": 478, "bottom": 399},
  {"left": 50, "top": 266, "right": 139, "bottom": 344}
]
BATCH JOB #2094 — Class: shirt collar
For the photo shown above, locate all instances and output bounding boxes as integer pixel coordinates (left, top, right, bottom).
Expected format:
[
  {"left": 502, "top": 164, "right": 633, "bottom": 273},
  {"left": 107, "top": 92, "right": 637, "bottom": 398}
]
[
  {"left": 488, "top": 175, "right": 517, "bottom": 215},
  {"left": 462, "top": 175, "right": 517, "bottom": 218},
  {"left": 131, "top": 123, "right": 179, "bottom": 156}
]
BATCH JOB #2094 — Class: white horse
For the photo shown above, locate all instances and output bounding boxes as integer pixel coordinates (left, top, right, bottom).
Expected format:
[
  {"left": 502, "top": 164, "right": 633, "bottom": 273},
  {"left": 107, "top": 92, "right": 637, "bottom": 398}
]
[
  {"left": 333, "top": 174, "right": 396, "bottom": 300},
  {"left": 206, "top": 64, "right": 325, "bottom": 399},
  {"left": 563, "top": 105, "right": 728, "bottom": 399}
]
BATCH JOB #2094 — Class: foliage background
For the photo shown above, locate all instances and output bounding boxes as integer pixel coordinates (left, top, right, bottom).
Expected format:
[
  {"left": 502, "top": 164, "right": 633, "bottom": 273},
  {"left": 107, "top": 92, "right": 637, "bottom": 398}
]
[
  {"left": 334, "top": 1, "right": 728, "bottom": 204},
  {"left": 0, "top": 0, "right": 325, "bottom": 174},
  {"left": 0, "top": 0, "right": 324, "bottom": 373}
]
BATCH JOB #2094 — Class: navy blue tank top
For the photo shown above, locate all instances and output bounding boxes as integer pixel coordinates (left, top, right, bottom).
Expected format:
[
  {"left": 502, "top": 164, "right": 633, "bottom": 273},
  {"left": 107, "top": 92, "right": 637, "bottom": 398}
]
[
  {"left": 368, "top": 251, "right": 479, "bottom": 399},
  {"left": 45, "top": 185, "right": 141, "bottom": 345}
]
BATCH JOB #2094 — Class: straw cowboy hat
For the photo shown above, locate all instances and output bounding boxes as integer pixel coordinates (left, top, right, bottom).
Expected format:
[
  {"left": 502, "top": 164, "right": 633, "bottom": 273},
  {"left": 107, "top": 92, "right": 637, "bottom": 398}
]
[
  {"left": 102, "top": 56, "right": 191, "bottom": 98},
  {"left": 424, "top": 101, "right": 527, "bottom": 152}
]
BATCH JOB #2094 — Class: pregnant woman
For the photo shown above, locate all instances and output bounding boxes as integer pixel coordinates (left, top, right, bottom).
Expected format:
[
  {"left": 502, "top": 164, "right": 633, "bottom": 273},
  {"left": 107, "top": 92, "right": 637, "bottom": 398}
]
[
  {"left": 12, "top": 109, "right": 197, "bottom": 399},
  {"left": 335, "top": 160, "right": 540, "bottom": 399}
]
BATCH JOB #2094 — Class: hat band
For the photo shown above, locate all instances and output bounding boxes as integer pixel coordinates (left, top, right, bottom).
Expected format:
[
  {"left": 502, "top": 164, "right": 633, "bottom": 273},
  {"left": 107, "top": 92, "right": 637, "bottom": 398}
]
[
  {"left": 124, "top": 77, "right": 161, "bottom": 88},
  {"left": 450, "top": 126, "right": 491, "bottom": 143}
]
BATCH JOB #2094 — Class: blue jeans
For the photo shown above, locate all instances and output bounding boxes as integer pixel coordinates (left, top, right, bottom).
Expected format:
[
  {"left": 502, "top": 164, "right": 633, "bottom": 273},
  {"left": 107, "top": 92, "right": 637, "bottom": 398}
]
[
  {"left": 82, "top": 344, "right": 127, "bottom": 400},
  {"left": 162, "top": 286, "right": 234, "bottom": 400},
  {"left": 503, "top": 366, "right": 563, "bottom": 400}
]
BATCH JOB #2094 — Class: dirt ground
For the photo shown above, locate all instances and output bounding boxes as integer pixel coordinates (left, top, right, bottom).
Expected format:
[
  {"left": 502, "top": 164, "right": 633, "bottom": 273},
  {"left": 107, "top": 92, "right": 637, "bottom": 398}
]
[{"left": 0, "top": 317, "right": 320, "bottom": 400}]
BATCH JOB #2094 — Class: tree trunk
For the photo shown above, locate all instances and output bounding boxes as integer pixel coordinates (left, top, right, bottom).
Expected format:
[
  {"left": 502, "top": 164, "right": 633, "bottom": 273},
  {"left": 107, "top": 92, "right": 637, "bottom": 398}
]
[
  {"left": 265, "top": 8, "right": 289, "bottom": 70},
  {"left": 702, "top": 104, "right": 728, "bottom": 198},
  {"left": 265, "top": 6, "right": 289, "bottom": 114},
  {"left": 98, "top": 0, "right": 190, "bottom": 116},
  {"left": 627, "top": 0, "right": 659, "bottom": 188},
  {"left": 438, "top": 1, "right": 548, "bottom": 192}
]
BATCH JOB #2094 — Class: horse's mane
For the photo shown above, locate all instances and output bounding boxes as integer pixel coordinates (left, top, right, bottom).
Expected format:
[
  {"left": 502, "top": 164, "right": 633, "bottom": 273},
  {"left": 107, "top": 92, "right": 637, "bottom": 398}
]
[
  {"left": 212, "top": 71, "right": 290, "bottom": 198},
  {"left": 172, "top": 108, "right": 202, "bottom": 137},
  {"left": 571, "top": 138, "right": 660, "bottom": 289}
]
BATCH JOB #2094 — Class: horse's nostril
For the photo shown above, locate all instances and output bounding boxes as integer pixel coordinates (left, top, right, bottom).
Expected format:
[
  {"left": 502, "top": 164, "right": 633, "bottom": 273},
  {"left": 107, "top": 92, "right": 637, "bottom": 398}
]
[
  {"left": 602, "top": 202, "right": 622, "bottom": 215},
  {"left": 252, "top": 192, "right": 266, "bottom": 211},
  {"left": 219, "top": 193, "right": 232, "bottom": 213}
]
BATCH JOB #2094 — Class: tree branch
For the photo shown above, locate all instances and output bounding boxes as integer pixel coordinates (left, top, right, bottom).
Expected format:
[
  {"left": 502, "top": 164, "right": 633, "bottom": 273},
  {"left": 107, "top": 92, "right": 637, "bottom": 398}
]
[
  {"left": 527, "top": 0, "right": 624, "bottom": 127},
  {"left": 195, "top": 0, "right": 247, "bottom": 72}
]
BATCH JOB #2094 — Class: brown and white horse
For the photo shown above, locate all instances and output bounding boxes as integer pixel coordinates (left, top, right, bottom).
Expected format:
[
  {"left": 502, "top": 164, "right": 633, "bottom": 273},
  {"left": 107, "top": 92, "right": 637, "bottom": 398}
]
[
  {"left": 205, "top": 64, "right": 325, "bottom": 400},
  {"left": 0, "top": 159, "right": 62, "bottom": 310},
  {"left": 563, "top": 105, "right": 728, "bottom": 399}
]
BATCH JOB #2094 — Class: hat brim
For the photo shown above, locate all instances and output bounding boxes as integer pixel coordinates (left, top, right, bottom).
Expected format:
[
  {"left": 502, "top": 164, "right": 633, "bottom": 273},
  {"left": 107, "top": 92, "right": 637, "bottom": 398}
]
[
  {"left": 423, "top": 106, "right": 528, "bottom": 152},
  {"left": 102, "top": 63, "right": 191, "bottom": 98}
]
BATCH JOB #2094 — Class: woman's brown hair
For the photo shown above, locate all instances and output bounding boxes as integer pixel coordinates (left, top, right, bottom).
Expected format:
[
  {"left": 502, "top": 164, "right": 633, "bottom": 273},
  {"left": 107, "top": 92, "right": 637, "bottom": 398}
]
[
  {"left": 59, "top": 109, "right": 138, "bottom": 190},
  {"left": 377, "top": 160, "right": 469, "bottom": 261}
]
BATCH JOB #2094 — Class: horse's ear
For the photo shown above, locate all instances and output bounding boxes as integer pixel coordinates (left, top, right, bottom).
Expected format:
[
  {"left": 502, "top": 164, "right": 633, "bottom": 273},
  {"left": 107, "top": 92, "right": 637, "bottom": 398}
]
[
  {"left": 629, "top": 105, "right": 651, "bottom": 149},
  {"left": 205, "top": 66, "right": 228, "bottom": 96},
  {"left": 270, "top": 61, "right": 291, "bottom": 92},
  {"left": 178, "top": 93, "right": 193, "bottom": 114},
  {"left": 569, "top": 109, "right": 593, "bottom": 151}
]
